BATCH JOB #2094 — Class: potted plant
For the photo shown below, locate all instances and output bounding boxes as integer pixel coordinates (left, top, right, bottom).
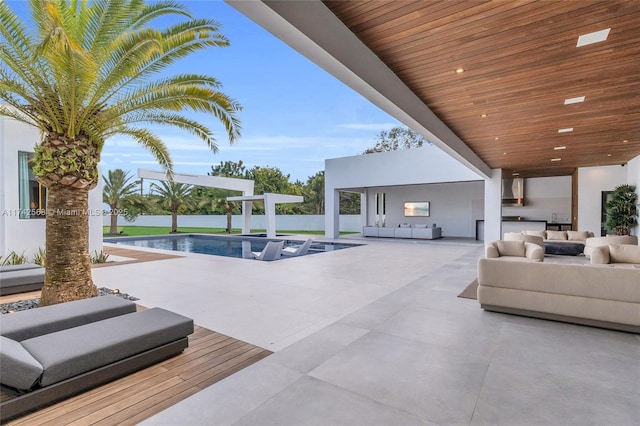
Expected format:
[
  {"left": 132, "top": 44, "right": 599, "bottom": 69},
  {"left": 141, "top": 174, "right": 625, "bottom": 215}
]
[{"left": 605, "top": 184, "right": 638, "bottom": 235}]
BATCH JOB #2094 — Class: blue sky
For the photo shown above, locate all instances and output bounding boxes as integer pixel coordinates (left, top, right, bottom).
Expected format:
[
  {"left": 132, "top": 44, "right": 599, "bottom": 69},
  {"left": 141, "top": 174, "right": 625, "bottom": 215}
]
[{"left": 97, "top": 1, "right": 400, "bottom": 182}]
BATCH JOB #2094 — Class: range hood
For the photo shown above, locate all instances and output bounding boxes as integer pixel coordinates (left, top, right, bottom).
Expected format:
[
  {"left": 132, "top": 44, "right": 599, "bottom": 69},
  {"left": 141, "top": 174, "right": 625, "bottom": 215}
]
[{"left": 502, "top": 178, "right": 525, "bottom": 206}]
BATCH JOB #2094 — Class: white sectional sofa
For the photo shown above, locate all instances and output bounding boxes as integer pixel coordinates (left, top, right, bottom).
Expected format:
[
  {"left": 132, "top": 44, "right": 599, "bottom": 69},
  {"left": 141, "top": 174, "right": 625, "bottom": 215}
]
[
  {"left": 362, "top": 224, "right": 442, "bottom": 240},
  {"left": 485, "top": 240, "right": 544, "bottom": 262},
  {"left": 477, "top": 258, "right": 640, "bottom": 333},
  {"left": 590, "top": 243, "right": 640, "bottom": 267},
  {"left": 584, "top": 235, "right": 638, "bottom": 258}
]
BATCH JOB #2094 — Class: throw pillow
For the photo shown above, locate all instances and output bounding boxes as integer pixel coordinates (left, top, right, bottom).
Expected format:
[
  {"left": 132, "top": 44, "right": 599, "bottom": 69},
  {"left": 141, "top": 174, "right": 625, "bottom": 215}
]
[
  {"left": 0, "top": 336, "right": 43, "bottom": 390},
  {"left": 567, "top": 230, "right": 589, "bottom": 241},
  {"left": 546, "top": 230, "right": 567, "bottom": 240},
  {"left": 496, "top": 240, "right": 526, "bottom": 257},
  {"left": 608, "top": 244, "right": 640, "bottom": 264},
  {"left": 525, "top": 230, "right": 546, "bottom": 239}
]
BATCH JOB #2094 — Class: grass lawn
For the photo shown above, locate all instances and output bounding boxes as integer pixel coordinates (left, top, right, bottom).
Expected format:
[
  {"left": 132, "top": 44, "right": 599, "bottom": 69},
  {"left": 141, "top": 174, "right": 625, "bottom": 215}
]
[{"left": 103, "top": 226, "right": 350, "bottom": 237}]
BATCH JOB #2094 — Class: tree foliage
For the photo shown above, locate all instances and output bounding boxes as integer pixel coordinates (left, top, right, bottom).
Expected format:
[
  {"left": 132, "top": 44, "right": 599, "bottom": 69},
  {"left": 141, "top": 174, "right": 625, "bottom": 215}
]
[
  {"left": 0, "top": 0, "right": 241, "bottom": 304},
  {"left": 151, "top": 181, "right": 196, "bottom": 232},
  {"left": 605, "top": 184, "right": 638, "bottom": 236},
  {"left": 102, "top": 169, "right": 143, "bottom": 234},
  {"left": 363, "top": 126, "right": 429, "bottom": 154}
]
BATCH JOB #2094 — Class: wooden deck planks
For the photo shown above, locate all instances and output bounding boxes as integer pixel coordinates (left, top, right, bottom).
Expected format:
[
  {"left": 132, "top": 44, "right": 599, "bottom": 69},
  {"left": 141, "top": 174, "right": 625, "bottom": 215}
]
[{"left": 4, "top": 325, "right": 272, "bottom": 425}]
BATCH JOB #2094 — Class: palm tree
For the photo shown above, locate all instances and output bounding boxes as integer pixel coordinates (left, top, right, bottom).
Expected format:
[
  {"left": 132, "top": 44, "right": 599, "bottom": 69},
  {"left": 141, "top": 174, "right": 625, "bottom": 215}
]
[
  {"left": 151, "top": 181, "right": 195, "bottom": 233},
  {"left": 0, "top": 1, "right": 241, "bottom": 305},
  {"left": 103, "top": 169, "right": 139, "bottom": 235}
]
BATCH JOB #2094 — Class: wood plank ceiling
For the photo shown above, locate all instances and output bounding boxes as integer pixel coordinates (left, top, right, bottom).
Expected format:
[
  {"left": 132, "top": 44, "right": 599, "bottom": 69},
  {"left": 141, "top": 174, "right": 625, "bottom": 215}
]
[{"left": 323, "top": 0, "right": 640, "bottom": 178}]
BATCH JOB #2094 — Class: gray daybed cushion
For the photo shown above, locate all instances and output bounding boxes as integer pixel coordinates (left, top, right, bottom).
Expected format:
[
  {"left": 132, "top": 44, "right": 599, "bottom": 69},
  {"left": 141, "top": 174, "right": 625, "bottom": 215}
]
[
  {"left": 0, "top": 264, "right": 43, "bottom": 273},
  {"left": 21, "top": 308, "right": 194, "bottom": 387},
  {"left": 0, "top": 268, "right": 45, "bottom": 295},
  {"left": 0, "top": 336, "right": 43, "bottom": 390},
  {"left": 0, "top": 295, "right": 137, "bottom": 341}
]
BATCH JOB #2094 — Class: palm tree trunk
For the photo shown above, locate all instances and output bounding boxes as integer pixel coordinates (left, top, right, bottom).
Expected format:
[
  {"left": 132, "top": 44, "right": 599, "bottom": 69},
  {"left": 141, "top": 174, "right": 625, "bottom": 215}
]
[
  {"left": 171, "top": 210, "right": 178, "bottom": 232},
  {"left": 110, "top": 209, "right": 118, "bottom": 235},
  {"left": 39, "top": 185, "right": 98, "bottom": 306},
  {"left": 226, "top": 211, "right": 232, "bottom": 233}
]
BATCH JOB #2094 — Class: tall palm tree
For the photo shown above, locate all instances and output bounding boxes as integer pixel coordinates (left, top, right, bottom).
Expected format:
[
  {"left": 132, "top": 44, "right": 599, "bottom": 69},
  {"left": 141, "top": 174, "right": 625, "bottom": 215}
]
[
  {"left": 0, "top": 0, "right": 241, "bottom": 305},
  {"left": 151, "top": 181, "right": 195, "bottom": 233},
  {"left": 103, "top": 169, "right": 139, "bottom": 235}
]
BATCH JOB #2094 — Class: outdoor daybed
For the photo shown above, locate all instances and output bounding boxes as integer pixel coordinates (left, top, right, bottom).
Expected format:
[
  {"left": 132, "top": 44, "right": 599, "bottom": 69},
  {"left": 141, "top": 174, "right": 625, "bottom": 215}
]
[
  {"left": 0, "top": 263, "right": 45, "bottom": 296},
  {"left": 0, "top": 295, "right": 193, "bottom": 421},
  {"left": 477, "top": 258, "right": 640, "bottom": 333}
]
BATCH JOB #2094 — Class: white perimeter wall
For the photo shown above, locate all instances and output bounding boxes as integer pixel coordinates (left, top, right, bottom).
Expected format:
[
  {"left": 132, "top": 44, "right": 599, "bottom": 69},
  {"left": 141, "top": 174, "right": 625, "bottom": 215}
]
[
  {"left": 105, "top": 214, "right": 362, "bottom": 233},
  {"left": 0, "top": 116, "right": 102, "bottom": 259}
]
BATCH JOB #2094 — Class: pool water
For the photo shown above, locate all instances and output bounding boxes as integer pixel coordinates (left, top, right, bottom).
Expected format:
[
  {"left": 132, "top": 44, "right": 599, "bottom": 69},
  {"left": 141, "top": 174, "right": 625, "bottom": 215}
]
[{"left": 104, "top": 234, "right": 360, "bottom": 259}]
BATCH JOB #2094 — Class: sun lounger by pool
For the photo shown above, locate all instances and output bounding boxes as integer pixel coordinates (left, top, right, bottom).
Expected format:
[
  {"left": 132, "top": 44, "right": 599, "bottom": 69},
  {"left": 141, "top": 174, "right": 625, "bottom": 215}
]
[
  {"left": 251, "top": 240, "right": 284, "bottom": 261},
  {"left": 0, "top": 295, "right": 193, "bottom": 422},
  {"left": 282, "top": 238, "right": 313, "bottom": 257},
  {"left": 0, "top": 264, "right": 45, "bottom": 296}
]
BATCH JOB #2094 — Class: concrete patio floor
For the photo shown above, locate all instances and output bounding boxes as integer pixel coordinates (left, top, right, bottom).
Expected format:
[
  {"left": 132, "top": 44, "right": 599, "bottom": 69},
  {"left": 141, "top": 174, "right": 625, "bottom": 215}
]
[{"left": 92, "top": 237, "right": 640, "bottom": 425}]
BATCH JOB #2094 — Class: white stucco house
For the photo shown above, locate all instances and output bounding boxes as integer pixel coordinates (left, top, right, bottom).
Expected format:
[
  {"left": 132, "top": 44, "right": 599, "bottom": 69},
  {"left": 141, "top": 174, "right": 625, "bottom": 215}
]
[{"left": 0, "top": 114, "right": 103, "bottom": 261}]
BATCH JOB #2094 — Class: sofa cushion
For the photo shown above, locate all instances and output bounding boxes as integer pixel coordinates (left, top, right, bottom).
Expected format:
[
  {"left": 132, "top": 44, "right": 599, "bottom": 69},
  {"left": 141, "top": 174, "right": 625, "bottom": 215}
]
[
  {"left": 496, "top": 240, "right": 525, "bottom": 257},
  {"left": 0, "top": 336, "right": 43, "bottom": 390},
  {"left": 524, "top": 230, "right": 546, "bottom": 239},
  {"left": 413, "top": 224, "right": 428, "bottom": 228},
  {"left": 21, "top": 308, "right": 194, "bottom": 387},
  {"left": 590, "top": 246, "right": 610, "bottom": 264},
  {"left": 609, "top": 244, "right": 640, "bottom": 264},
  {"left": 0, "top": 295, "right": 137, "bottom": 341},
  {"left": 0, "top": 264, "right": 42, "bottom": 273},
  {"left": 546, "top": 230, "right": 567, "bottom": 240},
  {"left": 567, "top": 230, "right": 590, "bottom": 241}
]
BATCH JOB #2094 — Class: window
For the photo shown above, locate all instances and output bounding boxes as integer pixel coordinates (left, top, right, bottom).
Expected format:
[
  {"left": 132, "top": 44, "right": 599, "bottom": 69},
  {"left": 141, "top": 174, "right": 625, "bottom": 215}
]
[{"left": 18, "top": 151, "right": 47, "bottom": 219}]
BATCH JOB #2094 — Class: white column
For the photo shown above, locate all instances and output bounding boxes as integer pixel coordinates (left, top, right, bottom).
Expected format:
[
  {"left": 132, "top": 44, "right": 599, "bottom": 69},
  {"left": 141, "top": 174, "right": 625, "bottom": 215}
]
[
  {"left": 264, "top": 194, "right": 277, "bottom": 238},
  {"left": 484, "top": 168, "right": 503, "bottom": 242},
  {"left": 324, "top": 188, "right": 340, "bottom": 239},
  {"left": 360, "top": 192, "right": 367, "bottom": 229},
  {"left": 241, "top": 199, "right": 252, "bottom": 234}
]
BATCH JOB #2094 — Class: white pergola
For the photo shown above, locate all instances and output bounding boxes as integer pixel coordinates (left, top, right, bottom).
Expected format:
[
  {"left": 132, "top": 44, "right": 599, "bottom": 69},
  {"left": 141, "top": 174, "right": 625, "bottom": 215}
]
[
  {"left": 227, "top": 194, "right": 303, "bottom": 238},
  {"left": 138, "top": 169, "right": 302, "bottom": 238}
]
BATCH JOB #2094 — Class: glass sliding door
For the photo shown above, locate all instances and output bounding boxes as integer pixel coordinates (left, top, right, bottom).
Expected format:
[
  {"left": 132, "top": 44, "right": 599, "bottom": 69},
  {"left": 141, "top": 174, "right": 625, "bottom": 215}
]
[{"left": 18, "top": 151, "right": 47, "bottom": 219}]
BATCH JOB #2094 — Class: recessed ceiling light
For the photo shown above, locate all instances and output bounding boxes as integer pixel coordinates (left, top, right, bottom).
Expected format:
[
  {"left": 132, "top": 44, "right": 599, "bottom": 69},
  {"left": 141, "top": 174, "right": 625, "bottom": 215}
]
[
  {"left": 551, "top": 158, "right": 562, "bottom": 162},
  {"left": 503, "top": 152, "right": 507, "bottom": 155},
  {"left": 564, "top": 96, "right": 585, "bottom": 105},
  {"left": 456, "top": 68, "right": 465, "bottom": 74},
  {"left": 554, "top": 146, "right": 567, "bottom": 150},
  {"left": 481, "top": 114, "right": 487, "bottom": 118},
  {"left": 494, "top": 137, "right": 500, "bottom": 140},
  {"left": 607, "top": 154, "right": 612, "bottom": 157},
  {"left": 512, "top": 172, "right": 520, "bottom": 176},
  {"left": 576, "top": 28, "right": 610, "bottom": 47},
  {"left": 623, "top": 139, "right": 629, "bottom": 143},
  {"left": 558, "top": 128, "right": 574, "bottom": 133}
]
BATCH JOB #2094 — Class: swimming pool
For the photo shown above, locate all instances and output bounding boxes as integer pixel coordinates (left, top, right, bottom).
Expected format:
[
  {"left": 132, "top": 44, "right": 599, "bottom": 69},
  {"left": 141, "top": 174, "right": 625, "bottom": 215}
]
[{"left": 104, "top": 234, "right": 361, "bottom": 259}]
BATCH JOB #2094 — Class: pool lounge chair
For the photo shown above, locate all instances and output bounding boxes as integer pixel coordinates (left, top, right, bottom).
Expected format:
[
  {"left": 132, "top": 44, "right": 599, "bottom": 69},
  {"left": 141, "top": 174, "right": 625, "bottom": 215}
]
[
  {"left": 0, "top": 264, "right": 45, "bottom": 296},
  {"left": 282, "top": 238, "right": 313, "bottom": 257},
  {"left": 251, "top": 240, "right": 284, "bottom": 261},
  {"left": 0, "top": 296, "right": 193, "bottom": 422}
]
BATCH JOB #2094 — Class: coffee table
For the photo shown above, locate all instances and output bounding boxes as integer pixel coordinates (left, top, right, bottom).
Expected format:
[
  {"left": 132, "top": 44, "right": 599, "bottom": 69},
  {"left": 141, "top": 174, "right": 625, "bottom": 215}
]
[{"left": 544, "top": 241, "right": 585, "bottom": 256}]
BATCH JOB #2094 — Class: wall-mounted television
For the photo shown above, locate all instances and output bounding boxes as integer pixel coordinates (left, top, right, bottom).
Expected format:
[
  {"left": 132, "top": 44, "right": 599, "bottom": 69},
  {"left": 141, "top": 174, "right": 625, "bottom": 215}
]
[{"left": 404, "top": 201, "right": 430, "bottom": 217}]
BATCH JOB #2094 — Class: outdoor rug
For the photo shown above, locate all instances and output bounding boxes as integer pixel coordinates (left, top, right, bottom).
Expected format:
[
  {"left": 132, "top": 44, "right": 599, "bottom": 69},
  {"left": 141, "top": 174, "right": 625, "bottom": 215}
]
[{"left": 457, "top": 279, "right": 478, "bottom": 299}]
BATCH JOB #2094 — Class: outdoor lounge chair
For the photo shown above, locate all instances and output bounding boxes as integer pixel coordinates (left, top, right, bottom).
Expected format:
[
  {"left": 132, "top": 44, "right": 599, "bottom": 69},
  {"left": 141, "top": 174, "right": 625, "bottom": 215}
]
[
  {"left": 0, "top": 296, "right": 193, "bottom": 422},
  {"left": 282, "top": 238, "right": 313, "bottom": 257},
  {"left": 251, "top": 240, "right": 284, "bottom": 261},
  {"left": 0, "top": 264, "right": 45, "bottom": 296}
]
